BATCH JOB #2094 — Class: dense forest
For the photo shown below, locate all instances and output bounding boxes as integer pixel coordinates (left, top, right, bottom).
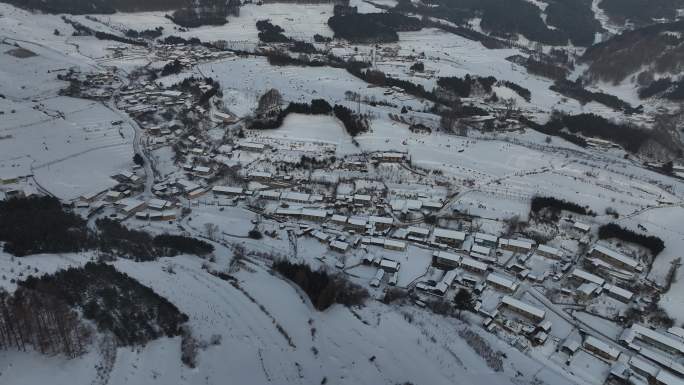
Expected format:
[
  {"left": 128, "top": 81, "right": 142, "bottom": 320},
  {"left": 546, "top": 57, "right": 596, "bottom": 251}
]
[
  {"left": 599, "top": 0, "right": 684, "bottom": 25},
  {"left": 0, "top": 196, "right": 213, "bottom": 259},
  {"left": 272, "top": 260, "right": 368, "bottom": 310},
  {"left": 328, "top": 7, "right": 422, "bottom": 43},
  {"left": 544, "top": 0, "right": 603, "bottom": 47},
  {"left": 20, "top": 263, "right": 188, "bottom": 345},
  {"left": 598, "top": 223, "right": 665, "bottom": 256},
  {"left": 582, "top": 20, "right": 684, "bottom": 84},
  {"left": 393, "top": 0, "right": 602, "bottom": 47},
  {"left": 550, "top": 79, "right": 636, "bottom": 112},
  {"left": 248, "top": 99, "right": 333, "bottom": 130},
  {"left": 0, "top": 0, "right": 188, "bottom": 14},
  {"left": 96, "top": 218, "right": 215, "bottom": 261},
  {"left": 170, "top": 0, "right": 239, "bottom": 28},
  {"left": 0, "top": 196, "right": 91, "bottom": 256},
  {"left": 530, "top": 196, "right": 595, "bottom": 217},
  {"left": 545, "top": 113, "right": 653, "bottom": 153}
]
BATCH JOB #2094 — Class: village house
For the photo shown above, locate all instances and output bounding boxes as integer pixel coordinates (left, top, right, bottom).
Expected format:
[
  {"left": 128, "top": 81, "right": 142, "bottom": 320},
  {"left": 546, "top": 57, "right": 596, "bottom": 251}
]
[
  {"left": 373, "top": 152, "right": 407, "bottom": 163},
  {"left": 257, "top": 190, "right": 281, "bottom": 200},
  {"left": 590, "top": 244, "right": 641, "bottom": 272},
  {"left": 603, "top": 283, "right": 634, "bottom": 303},
  {"left": 383, "top": 239, "right": 406, "bottom": 252},
  {"left": 584, "top": 336, "right": 620, "bottom": 361},
  {"left": 301, "top": 208, "right": 328, "bottom": 222},
  {"left": 150, "top": 210, "right": 177, "bottom": 221},
  {"left": 621, "top": 324, "right": 684, "bottom": 356},
  {"left": 486, "top": 273, "right": 519, "bottom": 293},
  {"left": 536, "top": 244, "right": 564, "bottom": 260},
  {"left": 470, "top": 244, "right": 491, "bottom": 257},
  {"left": 460, "top": 257, "right": 488, "bottom": 275},
  {"left": 380, "top": 259, "right": 400, "bottom": 273},
  {"left": 282, "top": 191, "right": 310, "bottom": 204},
  {"left": 213, "top": 186, "right": 244, "bottom": 196},
  {"left": 353, "top": 194, "right": 372, "bottom": 205},
  {"left": 248, "top": 171, "right": 273, "bottom": 181},
  {"left": 407, "top": 226, "right": 430, "bottom": 239},
  {"left": 187, "top": 188, "right": 207, "bottom": 199},
  {"left": 499, "top": 296, "right": 545, "bottom": 322},
  {"left": 214, "top": 111, "right": 238, "bottom": 124},
  {"left": 433, "top": 228, "right": 466, "bottom": 248},
  {"left": 347, "top": 216, "right": 367, "bottom": 231},
  {"left": 239, "top": 142, "right": 266, "bottom": 153},
  {"left": 330, "top": 214, "right": 348, "bottom": 226},
  {"left": 193, "top": 166, "right": 212, "bottom": 176},
  {"left": 330, "top": 240, "right": 350, "bottom": 253},
  {"left": 570, "top": 268, "right": 606, "bottom": 286},
  {"left": 147, "top": 198, "right": 171, "bottom": 211},
  {"left": 499, "top": 238, "right": 535, "bottom": 254},
  {"left": 369, "top": 216, "right": 393, "bottom": 231},
  {"left": 573, "top": 221, "right": 591, "bottom": 233},
  {"left": 432, "top": 250, "right": 462, "bottom": 269},
  {"left": 474, "top": 232, "right": 499, "bottom": 248}
]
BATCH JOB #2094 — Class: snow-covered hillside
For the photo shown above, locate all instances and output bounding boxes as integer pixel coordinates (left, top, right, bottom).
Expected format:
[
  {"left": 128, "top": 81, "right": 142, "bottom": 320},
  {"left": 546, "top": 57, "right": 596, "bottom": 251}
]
[{"left": 1, "top": 2, "right": 684, "bottom": 385}]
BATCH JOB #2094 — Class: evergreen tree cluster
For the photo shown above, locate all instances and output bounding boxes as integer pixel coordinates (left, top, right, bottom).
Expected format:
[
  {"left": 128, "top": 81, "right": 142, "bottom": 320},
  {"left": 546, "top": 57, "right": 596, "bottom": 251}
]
[
  {"left": 598, "top": 223, "right": 665, "bottom": 256},
  {"left": 551, "top": 79, "right": 637, "bottom": 112},
  {"left": 328, "top": 11, "right": 422, "bottom": 43},
  {"left": 333, "top": 104, "right": 369, "bottom": 137},
  {"left": 272, "top": 260, "right": 368, "bottom": 310},
  {"left": 19, "top": 263, "right": 189, "bottom": 346},
  {"left": 530, "top": 196, "right": 595, "bottom": 217},
  {"left": 248, "top": 99, "right": 333, "bottom": 130},
  {"left": 0, "top": 196, "right": 92, "bottom": 257},
  {"left": 96, "top": 218, "right": 214, "bottom": 261},
  {"left": 0, "top": 196, "right": 212, "bottom": 259}
]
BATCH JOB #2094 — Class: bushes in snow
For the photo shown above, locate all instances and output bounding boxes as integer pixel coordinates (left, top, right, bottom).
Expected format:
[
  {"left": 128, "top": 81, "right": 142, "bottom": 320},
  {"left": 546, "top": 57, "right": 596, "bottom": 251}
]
[{"left": 457, "top": 329, "right": 504, "bottom": 372}]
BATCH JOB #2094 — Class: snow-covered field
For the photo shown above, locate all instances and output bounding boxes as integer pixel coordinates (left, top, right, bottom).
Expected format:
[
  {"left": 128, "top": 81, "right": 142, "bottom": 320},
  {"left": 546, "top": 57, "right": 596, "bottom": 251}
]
[{"left": 1, "top": 2, "right": 684, "bottom": 385}]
